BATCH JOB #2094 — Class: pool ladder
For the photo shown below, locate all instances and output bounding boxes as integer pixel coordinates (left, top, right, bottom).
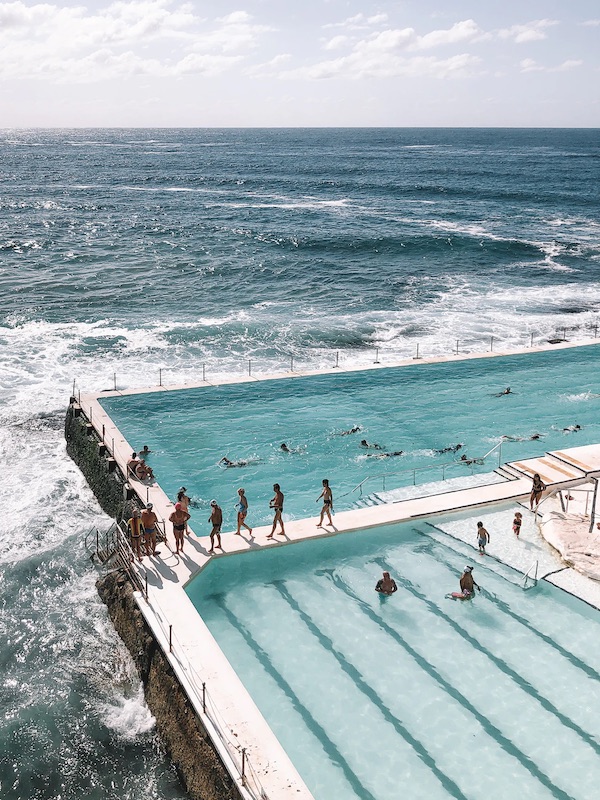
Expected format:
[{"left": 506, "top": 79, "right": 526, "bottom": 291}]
[{"left": 523, "top": 560, "right": 539, "bottom": 590}]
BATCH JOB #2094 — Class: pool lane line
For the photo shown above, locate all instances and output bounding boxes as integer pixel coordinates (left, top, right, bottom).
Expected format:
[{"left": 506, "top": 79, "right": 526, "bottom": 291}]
[
  {"left": 213, "top": 596, "right": 378, "bottom": 800},
  {"left": 272, "top": 582, "right": 470, "bottom": 800},
  {"left": 327, "top": 565, "right": 579, "bottom": 800},
  {"left": 412, "top": 527, "right": 600, "bottom": 682},
  {"left": 371, "top": 556, "right": 600, "bottom": 760}
]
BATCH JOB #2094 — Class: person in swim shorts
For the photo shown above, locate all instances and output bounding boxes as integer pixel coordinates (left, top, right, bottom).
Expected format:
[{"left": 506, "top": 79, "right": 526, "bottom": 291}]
[
  {"left": 476, "top": 521, "right": 490, "bottom": 554},
  {"left": 267, "top": 484, "right": 285, "bottom": 539},
  {"left": 208, "top": 500, "right": 223, "bottom": 553},
  {"left": 141, "top": 503, "right": 159, "bottom": 557},
  {"left": 177, "top": 487, "right": 191, "bottom": 533},
  {"left": 316, "top": 478, "right": 333, "bottom": 527},
  {"left": 235, "top": 488, "right": 252, "bottom": 536},
  {"left": 170, "top": 502, "right": 190, "bottom": 554},
  {"left": 127, "top": 507, "right": 143, "bottom": 562}
]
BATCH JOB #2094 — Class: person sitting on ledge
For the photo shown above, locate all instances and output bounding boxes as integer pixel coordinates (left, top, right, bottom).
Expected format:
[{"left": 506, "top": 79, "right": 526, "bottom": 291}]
[
  {"left": 135, "top": 458, "right": 154, "bottom": 481},
  {"left": 127, "top": 452, "right": 140, "bottom": 479}
]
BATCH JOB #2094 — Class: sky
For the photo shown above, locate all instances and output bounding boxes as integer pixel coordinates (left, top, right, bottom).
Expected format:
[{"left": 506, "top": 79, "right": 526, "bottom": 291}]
[{"left": 0, "top": 0, "right": 599, "bottom": 127}]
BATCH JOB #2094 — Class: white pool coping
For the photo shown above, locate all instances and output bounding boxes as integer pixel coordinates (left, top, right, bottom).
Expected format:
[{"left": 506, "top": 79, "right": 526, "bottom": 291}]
[{"left": 75, "top": 337, "right": 600, "bottom": 800}]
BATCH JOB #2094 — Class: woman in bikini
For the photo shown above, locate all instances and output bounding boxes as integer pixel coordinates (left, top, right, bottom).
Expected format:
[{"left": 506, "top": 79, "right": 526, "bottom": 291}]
[{"left": 530, "top": 473, "right": 546, "bottom": 510}]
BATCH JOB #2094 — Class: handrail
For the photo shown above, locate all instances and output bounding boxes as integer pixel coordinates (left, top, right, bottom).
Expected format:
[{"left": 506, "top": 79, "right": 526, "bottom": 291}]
[
  {"left": 138, "top": 588, "right": 269, "bottom": 800},
  {"left": 523, "top": 560, "right": 539, "bottom": 588},
  {"left": 338, "top": 441, "right": 507, "bottom": 501}
]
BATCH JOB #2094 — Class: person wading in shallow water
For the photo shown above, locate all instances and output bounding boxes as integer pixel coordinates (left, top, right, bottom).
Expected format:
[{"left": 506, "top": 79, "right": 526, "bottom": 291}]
[{"left": 375, "top": 571, "right": 398, "bottom": 596}]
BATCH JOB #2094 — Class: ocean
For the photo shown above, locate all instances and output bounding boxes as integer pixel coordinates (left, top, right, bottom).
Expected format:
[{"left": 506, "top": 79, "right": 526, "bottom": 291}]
[{"left": 1, "top": 127, "right": 599, "bottom": 799}]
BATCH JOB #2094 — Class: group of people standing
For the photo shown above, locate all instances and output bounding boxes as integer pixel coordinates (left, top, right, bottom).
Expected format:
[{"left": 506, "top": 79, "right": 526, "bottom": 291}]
[{"left": 129, "top": 479, "right": 335, "bottom": 558}]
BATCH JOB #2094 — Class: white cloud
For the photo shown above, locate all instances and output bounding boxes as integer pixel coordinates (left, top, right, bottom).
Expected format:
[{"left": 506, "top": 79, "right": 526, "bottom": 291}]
[
  {"left": 0, "top": 0, "right": 273, "bottom": 81},
  {"left": 581, "top": 19, "right": 600, "bottom": 27},
  {"left": 282, "top": 51, "right": 481, "bottom": 81},
  {"left": 323, "top": 12, "right": 388, "bottom": 31},
  {"left": 323, "top": 35, "right": 350, "bottom": 51},
  {"left": 520, "top": 57, "right": 583, "bottom": 74},
  {"left": 499, "top": 19, "right": 558, "bottom": 44},
  {"left": 414, "top": 19, "right": 487, "bottom": 50}
]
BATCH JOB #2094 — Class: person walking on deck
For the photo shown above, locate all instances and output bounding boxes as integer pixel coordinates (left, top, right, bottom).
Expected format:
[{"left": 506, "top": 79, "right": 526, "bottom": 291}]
[
  {"left": 267, "top": 484, "right": 285, "bottom": 539},
  {"left": 316, "top": 478, "right": 334, "bottom": 527}
]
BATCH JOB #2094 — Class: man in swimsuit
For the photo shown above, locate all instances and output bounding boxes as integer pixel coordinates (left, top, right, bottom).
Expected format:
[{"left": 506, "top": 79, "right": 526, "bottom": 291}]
[
  {"left": 476, "top": 521, "right": 490, "bottom": 554},
  {"left": 135, "top": 458, "right": 154, "bottom": 481},
  {"left": 316, "top": 478, "right": 333, "bottom": 527},
  {"left": 127, "top": 507, "right": 143, "bottom": 562},
  {"left": 460, "top": 565, "right": 480, "bottom": 597},
  {"left": 170, "top": 502, "right": 190, "bottom": 554},
  {"left": 141, "top": 503, "right": 159, "bottom": 557},
  {"left": 375, "top": 571, "right": 398, "bottom": 596},
  {"left": 267, "top": 484, "right": 285, "bottom": 539},
  {"left": 177, "top": 487, "right": 191, "bottom": 533},
  {"left": 208, "top": 500, "right": 223, "bottom": 553}
]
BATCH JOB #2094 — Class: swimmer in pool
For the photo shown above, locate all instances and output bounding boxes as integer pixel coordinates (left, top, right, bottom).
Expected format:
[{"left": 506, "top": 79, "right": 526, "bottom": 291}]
[
  {"left": 335, "top": 425, "right": 362, "bottom": 436},
  {"left": 495, "top": 387, "right": 513, "bottom": 396},
  {"left": 366, "top": 450, "right": 404, "bottom": 459},
  {"left": 563, "top": 424, "right": 582, "bottom": 433},
  {"left": 434, "top": 443, "right": 464, "bottom": 454},
  {"left": 360, "top": 439, "right": 383, "bottom": 450},
  {"left": 219, "top": 456, "right": 259, "bottom": 468}
]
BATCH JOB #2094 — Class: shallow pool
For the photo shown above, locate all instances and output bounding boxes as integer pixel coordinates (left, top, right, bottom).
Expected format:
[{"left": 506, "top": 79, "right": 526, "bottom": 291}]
[
  {"left": 100, "top": 345, "right": 600, "bottom": 528},
  {"left": 187, "top": 521, "right": 600, "bottom": 800}
]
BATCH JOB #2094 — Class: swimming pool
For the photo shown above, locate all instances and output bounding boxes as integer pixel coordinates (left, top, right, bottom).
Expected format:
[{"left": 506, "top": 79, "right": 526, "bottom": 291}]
[
  {"left": 100, "top": 345, "right": 600, "bottom": 528},
  {"left": 186, "top": 518, "right": 600, "bottom": 800}
]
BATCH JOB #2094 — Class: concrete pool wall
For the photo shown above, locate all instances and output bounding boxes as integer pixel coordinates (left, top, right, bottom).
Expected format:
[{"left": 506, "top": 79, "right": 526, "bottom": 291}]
[{"left": 67, "top": 337, "right": 600, "bottom": 800}]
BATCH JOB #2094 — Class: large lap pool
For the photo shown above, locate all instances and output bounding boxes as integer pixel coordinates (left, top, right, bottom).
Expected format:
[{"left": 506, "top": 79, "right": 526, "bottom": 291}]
[
  {"left": 186, "top": 519, "right": 600, "bottom": 800},
  {"left": 100, "top": 345, "right": 600, "bottom": 528}
]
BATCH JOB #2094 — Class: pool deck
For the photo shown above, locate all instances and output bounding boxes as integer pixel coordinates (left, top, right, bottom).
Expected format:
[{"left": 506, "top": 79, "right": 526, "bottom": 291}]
[{"left": 75, "top": 339, "right": 600, "bottom": 800}]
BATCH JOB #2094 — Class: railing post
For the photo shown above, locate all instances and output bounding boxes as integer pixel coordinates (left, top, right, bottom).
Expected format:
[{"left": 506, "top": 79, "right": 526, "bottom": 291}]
[
  {"left": 290, "top": 354, "right": 294, "bottom": 372},
  {"left": 78, "top": 388, "right": 81, "bottom": 404},
  {"left": 72, "top": 378, "right": 76, "bottom": 397},
  {"left": 530, "top": 332, "right": 534, "bottom": 348},
  {"left": 442, "top": 465, "right": 445, "bottom": 481},
  {"left": 455, "top": 340, "right": 459, "bottom": 355},
  {"left": 145, "top": 573, "right": 148, "bottom": 600},
  {"left": 90, "top": 406, "right": 93, "bottom": 422},
  {"left": 102, "top": 424, "right": 105, "bottom": 442},
  {"left": 562, "top": 326, "right": 567, "bottom": 341},
  {"left": 202, "top": 682, "right": 206, "bottom": 713},
  {"left": 415, "top": 343, "right": 421, "bottom": 360},
  {"left": 490, "top": 336, "right": 494, "bottom": 352},
  {"left": 113, "top": 372, "right": 117, "bottom": 391},
  {"left": 334, "top": 351, "right": 339, "bottom": 368},
  {"left": 111, "top": 437, "right": 115, "bottom": 455},
  {"left": 382, "top": 476, "right": 386, "bottom": 492},
  {"left": 594, "top": 324, "right": 598, "bottom": 339},
  {"left": 202, "top": 363, "right": 206, "bottom": 382},
  {"left": 96, "top": 529, "right": 99, "bottom": 553},
  {"left": 146, "top": 487, "right": 149, "bottom": 504},
  {"left": 169, "top": 625, "right": 173, "bottom": 652},
  {"left": 159, "top": 368, "right": 162, "bottom": 386},
  {"left": 413, "top": 470, "right": 416, "bottom": 486},
  {"left": 241, "top": 748, "right": 246, "bottom": 786},
  {"left": 248, "top": 359, "right": 251, "bottom": 376},
  {"left": 374, "top": 347, "right": 380, "bottom": 364}
]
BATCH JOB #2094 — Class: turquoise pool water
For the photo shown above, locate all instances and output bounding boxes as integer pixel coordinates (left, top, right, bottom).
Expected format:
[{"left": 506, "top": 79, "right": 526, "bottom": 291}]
[
  {"left": 187, "top": 520, "right": 600, "bottom": 800},
  {"left": 100, "top": 346, "right": 600, "bottom": 528}
]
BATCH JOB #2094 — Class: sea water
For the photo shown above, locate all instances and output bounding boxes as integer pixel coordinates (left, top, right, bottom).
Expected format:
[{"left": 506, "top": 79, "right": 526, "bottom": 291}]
[{"left": 1, "top": 128, "right": 599, "bottom": 799}]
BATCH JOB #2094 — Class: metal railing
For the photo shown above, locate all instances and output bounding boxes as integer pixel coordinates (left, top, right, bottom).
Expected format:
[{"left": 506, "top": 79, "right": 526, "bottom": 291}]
[
  {"left": 338, "top": 440, "right": 506, "bottom": 501},
  {"left": 138, "top": 587, "right": 270, "bottom": 800},
  {"left": 72, "top": 325, "right": 600, "bottom": 395},
  {"left": 523, "top": 560, "right": 539, "bottom": 589}
]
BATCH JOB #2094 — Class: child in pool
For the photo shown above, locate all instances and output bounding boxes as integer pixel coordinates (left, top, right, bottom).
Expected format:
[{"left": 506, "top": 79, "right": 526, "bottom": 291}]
[{"left": 513, "top": 511, "right": 522, "bottom": 537}]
